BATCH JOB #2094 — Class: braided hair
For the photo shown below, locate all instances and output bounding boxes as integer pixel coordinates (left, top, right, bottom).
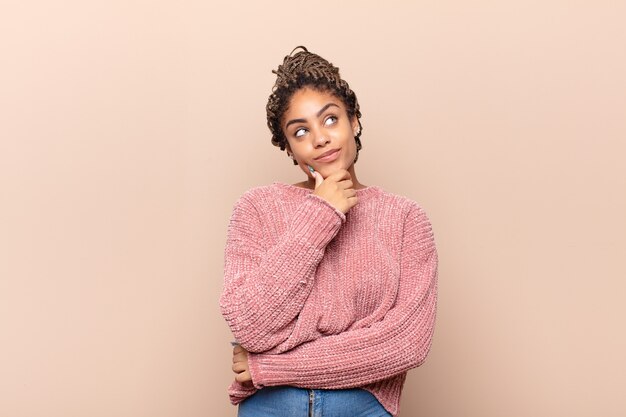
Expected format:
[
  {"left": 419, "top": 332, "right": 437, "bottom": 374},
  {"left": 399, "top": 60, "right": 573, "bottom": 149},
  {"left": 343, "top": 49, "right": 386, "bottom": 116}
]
[{"left": 266, "top": 46, "right": 363, "bottom": 165}]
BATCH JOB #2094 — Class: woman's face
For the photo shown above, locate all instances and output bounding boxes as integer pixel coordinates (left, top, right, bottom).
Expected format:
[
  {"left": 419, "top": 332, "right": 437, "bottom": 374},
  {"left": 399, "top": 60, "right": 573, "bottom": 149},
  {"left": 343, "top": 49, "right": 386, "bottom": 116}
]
[{"left": 282, "top": 87, "right": 359, "bottom": 180}]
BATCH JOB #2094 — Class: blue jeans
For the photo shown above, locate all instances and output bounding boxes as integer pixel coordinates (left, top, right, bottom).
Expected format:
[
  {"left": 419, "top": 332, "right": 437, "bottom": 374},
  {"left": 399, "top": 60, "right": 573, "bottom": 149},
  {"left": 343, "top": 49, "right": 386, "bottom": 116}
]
[{"left": 238, "top": 386, "right": 391, "bottom": 417}]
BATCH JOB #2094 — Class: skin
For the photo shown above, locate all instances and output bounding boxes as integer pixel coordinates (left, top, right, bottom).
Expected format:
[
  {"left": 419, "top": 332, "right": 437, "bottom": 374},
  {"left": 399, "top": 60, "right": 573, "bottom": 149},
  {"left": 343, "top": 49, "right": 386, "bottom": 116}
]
[
  {"left": 232, "top": 344, "right": 253, "bottom": 385},
  {"left": 231, "top": 87, "right": 366, "bottom": 385},
  {"left": 283, "top": 87, "right": 365, "bottom": 195}
]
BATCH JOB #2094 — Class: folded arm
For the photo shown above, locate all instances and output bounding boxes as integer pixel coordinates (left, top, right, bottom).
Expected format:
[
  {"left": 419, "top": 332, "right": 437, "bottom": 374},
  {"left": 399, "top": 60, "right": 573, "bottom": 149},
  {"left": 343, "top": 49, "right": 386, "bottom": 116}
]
[
  {"left": 220, "top": 191, "right": 345, "bottom": 353},
  {"left": 247, "top": 204, "right": 438, "bottom": 388}
]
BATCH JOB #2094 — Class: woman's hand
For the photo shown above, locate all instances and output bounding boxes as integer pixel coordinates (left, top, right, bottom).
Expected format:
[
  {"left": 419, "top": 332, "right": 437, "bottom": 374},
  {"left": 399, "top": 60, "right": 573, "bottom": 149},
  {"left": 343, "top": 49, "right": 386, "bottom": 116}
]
[
  {"left": 232, "top": 344, "right": 253, "bottom": 385},
  {"left": 312, "top": 169, "right": 358, "bottom": 214}
]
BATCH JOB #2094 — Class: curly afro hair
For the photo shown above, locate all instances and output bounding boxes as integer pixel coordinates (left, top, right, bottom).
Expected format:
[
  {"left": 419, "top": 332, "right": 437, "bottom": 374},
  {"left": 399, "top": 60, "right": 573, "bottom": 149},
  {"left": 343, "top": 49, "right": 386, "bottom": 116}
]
[{"left": 266, "top": 46, "right": 363, "bottom": 165}]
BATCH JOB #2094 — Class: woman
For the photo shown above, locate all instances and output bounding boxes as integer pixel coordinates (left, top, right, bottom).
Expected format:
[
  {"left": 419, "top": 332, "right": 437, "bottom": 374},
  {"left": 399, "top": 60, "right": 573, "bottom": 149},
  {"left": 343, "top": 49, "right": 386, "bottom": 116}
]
[{"left": 220, "top": 46, "right": 438, "bottom": 417}]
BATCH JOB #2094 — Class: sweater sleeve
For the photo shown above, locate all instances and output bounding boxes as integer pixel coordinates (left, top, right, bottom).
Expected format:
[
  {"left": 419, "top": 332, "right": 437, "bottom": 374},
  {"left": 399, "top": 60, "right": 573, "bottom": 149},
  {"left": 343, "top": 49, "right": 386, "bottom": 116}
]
[
  {"left": 246, "top": 203, "right": 438, "bottom": 389},
  {"left": 220, "top": 191, "right": 346, "bottom": 353}
]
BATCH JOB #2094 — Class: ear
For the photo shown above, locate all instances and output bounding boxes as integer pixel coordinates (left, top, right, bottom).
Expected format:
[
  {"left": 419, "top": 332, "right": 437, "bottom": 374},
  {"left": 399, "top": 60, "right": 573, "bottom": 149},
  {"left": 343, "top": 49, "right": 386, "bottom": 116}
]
[
  {"left": 351, "top": 116, "right": 360, "bottom": 136},
  {"left": 285, "top": 142, "right": 292, "bottom": 155}
]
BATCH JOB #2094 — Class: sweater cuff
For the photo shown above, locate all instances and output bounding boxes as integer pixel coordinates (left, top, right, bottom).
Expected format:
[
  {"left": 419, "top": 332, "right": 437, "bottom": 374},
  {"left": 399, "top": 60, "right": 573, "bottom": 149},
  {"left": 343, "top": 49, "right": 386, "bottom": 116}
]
[
  {"left": 288, "top": 194, "right": 345, "bottom": 249},
  {"left": 248, "top": 351, "right": 264, "bottom": 389},
  {"left": 246, "top": 353, "right": 303, "bottom": 387}
]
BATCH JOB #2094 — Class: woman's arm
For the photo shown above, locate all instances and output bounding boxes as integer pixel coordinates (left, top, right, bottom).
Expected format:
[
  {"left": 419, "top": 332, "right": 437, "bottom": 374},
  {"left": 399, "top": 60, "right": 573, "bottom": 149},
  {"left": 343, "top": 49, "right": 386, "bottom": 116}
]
[
  {"left": 246, "top": 203, "right": 438, "bottom": 389},
  {"left": 220, "top": 190, "right": 345, "bottom": 353}
]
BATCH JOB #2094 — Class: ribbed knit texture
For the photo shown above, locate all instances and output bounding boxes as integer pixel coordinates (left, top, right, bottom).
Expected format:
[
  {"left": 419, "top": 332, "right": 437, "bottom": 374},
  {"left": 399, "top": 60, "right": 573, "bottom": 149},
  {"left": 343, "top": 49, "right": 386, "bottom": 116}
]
[{"left": 220, "top": 182, "right": 438, "bottom": 416}]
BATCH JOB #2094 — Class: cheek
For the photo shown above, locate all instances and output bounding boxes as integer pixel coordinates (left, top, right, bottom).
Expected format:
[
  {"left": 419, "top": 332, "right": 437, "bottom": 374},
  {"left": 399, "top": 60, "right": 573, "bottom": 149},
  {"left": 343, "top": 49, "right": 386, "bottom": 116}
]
[
  {"left": 345, "top": 133, "right": 358, "bottom": 161},
  {"left": 290, "top": 145, "right": 312, "bottom": 163},
  {"left": 341, "top": 128, "right": 357, "bottom": 149}
]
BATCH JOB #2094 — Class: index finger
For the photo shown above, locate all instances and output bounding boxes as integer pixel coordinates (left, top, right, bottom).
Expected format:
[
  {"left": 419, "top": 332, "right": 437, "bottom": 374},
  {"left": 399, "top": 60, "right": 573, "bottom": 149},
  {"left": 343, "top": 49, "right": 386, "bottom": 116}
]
[{"left": 325, "top": 169, "right": 351, "bottom": 183}]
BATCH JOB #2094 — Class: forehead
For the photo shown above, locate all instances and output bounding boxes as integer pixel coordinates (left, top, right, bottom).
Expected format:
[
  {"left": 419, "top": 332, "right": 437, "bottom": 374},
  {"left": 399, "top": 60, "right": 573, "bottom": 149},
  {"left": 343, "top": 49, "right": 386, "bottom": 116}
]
[{"left": 284, "top": 87, "right": 345, "bottom": 119}]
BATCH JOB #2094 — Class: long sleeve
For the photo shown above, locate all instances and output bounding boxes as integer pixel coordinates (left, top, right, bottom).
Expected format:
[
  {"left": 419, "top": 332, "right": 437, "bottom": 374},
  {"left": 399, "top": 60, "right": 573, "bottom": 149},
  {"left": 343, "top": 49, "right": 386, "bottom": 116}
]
[
  {"left": 220, "top": 191, "right": 346, "bottom": 353},
  {"left": 246, "top": 203, "right": 438, "bottom": 389}
]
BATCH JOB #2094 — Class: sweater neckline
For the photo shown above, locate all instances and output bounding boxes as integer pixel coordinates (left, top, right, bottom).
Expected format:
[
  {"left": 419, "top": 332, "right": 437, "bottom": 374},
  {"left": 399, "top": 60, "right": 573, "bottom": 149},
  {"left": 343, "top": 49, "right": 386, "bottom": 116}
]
[{"left": 273, "top": 182, "right": 382, "bottom": 202}]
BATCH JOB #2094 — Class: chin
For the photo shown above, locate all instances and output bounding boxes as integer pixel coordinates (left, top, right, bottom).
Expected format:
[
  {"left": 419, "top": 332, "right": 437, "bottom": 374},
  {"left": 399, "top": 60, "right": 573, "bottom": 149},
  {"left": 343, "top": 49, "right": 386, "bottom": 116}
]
[{"left": 318, "top": 162, "right": 349, "bottom": 178}]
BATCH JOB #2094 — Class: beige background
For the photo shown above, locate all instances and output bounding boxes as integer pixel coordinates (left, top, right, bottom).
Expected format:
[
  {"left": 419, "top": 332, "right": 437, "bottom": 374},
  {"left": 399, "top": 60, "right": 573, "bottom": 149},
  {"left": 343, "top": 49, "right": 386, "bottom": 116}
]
[{"left": 1, "top": 1, "right": 625, "bottom": 416}]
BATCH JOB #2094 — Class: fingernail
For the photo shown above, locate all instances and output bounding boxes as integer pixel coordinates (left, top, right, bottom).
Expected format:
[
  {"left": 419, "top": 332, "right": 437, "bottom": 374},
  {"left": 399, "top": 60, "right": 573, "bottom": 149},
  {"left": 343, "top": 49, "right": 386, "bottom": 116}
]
[{"left": 307, "top": 165, "right": 314, "bottom": 173}]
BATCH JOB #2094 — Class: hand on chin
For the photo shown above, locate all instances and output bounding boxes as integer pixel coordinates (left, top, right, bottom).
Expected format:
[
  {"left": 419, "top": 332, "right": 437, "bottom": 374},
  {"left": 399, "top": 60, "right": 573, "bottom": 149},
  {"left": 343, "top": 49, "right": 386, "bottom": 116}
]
[{"left": 314, "top": 160, "right": 348, "bottom": 179}]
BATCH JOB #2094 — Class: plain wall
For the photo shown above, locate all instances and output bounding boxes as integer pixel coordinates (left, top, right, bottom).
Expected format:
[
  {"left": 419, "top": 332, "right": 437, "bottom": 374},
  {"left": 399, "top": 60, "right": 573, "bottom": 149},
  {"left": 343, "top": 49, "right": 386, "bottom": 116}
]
[{"left": 1, "top": 1, "right": 625, "bottom": 416}]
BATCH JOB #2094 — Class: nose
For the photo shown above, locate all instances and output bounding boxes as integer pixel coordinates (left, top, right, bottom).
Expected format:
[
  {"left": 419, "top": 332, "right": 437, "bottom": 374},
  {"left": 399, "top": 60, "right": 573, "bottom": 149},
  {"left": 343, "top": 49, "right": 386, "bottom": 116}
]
[{"left": 312, "top": 128, "right": 330, "bottom": 147}]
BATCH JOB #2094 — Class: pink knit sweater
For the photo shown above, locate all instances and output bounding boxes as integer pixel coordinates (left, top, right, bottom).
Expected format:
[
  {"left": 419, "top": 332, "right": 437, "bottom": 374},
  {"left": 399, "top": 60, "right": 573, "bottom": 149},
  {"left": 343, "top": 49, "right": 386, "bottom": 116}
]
[{"left": 220, "top": 182, "right": 438, "bottom": 416}]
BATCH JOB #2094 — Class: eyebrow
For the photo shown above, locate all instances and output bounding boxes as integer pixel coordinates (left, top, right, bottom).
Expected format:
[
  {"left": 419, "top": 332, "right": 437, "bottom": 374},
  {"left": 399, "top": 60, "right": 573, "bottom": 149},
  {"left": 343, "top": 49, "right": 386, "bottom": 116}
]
[{"left": 284, "top": 103, "right": 340, "bottom": 129}]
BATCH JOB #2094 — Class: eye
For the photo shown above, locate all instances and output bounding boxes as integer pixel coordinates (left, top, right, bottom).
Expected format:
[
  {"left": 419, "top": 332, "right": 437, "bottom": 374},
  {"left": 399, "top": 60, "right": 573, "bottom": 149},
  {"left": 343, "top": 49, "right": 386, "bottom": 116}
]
[
  {"left": 324, "top": 116, "right": 338, "bottom": 126},
  {"left": 294, "top": 128, "right": 307, "bottom": 138}
]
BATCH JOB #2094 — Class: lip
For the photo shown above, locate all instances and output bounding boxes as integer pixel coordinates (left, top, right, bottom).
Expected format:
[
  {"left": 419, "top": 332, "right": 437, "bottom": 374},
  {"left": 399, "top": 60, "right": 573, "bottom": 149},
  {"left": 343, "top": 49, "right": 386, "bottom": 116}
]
[{"left": 314, "top": 148, "right": 340, "bottom": 162}]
